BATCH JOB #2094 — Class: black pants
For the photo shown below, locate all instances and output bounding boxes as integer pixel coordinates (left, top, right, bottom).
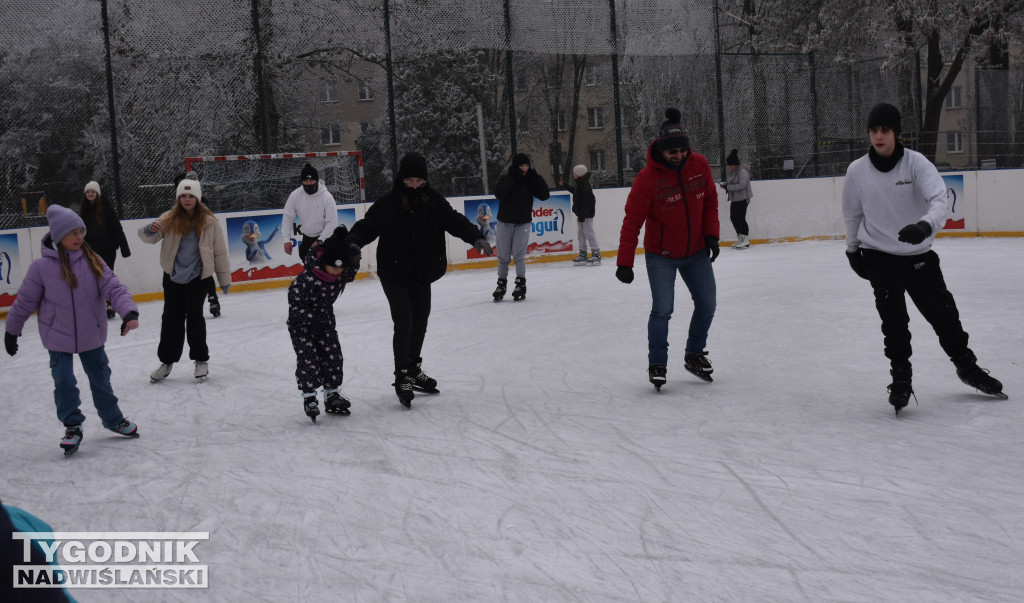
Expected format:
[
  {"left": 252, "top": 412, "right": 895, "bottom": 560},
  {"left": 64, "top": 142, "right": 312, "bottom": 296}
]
[
  {"left": 863, "top": 249, "right": 972, "bottom": 374},
  {"left": 298, "top": 235, "right": 320, "bottom": 261},
  {"left": 729, "top": 200, "right": 749, "bottom": 237},
  {"left": 158, "top": 274, "right": 212, "bottom": 364},
  {"left": 380, "top": 278, "right": 432, "bottom": 371}
]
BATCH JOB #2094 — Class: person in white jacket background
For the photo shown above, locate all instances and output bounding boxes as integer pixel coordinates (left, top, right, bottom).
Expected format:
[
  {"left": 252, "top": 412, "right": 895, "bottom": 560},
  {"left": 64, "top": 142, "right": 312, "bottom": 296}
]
[
  {"left": 842, "top": 102, "right": 1005, "bottom": 415},
  {"left": 282, "top": 163, "right": 338, "bottom": 260}
]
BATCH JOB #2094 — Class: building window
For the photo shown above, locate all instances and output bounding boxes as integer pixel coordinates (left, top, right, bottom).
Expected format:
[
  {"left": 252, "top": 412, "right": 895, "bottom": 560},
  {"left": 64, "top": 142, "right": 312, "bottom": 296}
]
[
  {"left": 584, "top": 63, "right": 600, "bottom": 86},
  {"left": 625, "top": 148, "right": 643, "bottom": 172},
  {"left": 321, "top": 124, "right": 341, "bottom": 146},
  {"left": 946, "top": 132, "right": 964, "bottom": 154},
  {"left": 551, "top": 110, "right": 566, "bottom": 132},
  {"left": 358, "top": 81, "right": 374, "bottom": 101},
  {"left": 589, "top": 150, "right": 606, "bottom": 171},
  {"left": 319, "top": 81, "right": 338, "bottom": 103},
  {"left": 945, "top": 86, "right": 962, "bottom": 109},
  {"left": 544, "top": 65, "right": 561, "bottom": 89},
  {"left": 587, "top": 107, "right": 604, "bottom": 129}
]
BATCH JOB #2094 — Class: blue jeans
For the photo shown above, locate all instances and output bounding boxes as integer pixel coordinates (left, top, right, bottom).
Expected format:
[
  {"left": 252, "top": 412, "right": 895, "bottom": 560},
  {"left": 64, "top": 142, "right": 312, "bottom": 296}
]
[
  {"left": 49, "top": 346, "right": 125, "bottom": 428},
  {"left": 645, "top": 251, "right": 717, "bottom": 366}
]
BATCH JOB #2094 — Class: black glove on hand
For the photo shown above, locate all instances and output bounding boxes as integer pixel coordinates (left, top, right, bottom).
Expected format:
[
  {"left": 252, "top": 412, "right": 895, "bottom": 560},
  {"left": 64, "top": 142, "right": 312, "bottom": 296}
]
[
  {"left": 705, "top": 236, "right": 720, "bottom": 262},
  {"left": 4, "top": 332, "right": 18, "bottom": 356},
  {"left": 897, "top": 221, "right": 932, "bottom": 244},
  {"left": 473, "top": 238, "right": 493, "bottom": 257},
  {"left": 120, "top": 311, "right": 139, "bottom": 336},
  {"left": 615, "top": 265, "right": 634, "bottom": 284},
  {"left": 846, "top": 250, "right": 869, "bottom": 280},
  {"left": 346, "top": 241, "right": 362, "bottom": 267}
]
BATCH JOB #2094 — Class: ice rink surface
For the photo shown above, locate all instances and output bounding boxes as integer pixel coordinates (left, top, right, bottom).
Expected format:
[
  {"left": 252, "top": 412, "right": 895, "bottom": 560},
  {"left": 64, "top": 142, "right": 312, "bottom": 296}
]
[{"left": 2, "top": 237, "right": 1022, "bottom": 602}]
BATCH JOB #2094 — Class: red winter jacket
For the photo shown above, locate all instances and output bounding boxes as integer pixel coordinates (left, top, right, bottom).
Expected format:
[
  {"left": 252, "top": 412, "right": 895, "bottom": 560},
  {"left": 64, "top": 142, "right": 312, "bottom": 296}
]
[{"left": 616, "top": 143, "right": 720, "bottom": 267}]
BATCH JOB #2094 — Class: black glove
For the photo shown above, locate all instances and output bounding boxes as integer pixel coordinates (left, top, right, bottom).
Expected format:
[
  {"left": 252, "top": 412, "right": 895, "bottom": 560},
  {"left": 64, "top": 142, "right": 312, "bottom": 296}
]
[
  {"left": 4, "top": 332, "right": 18, "bottom": 356},
  {"left": 705, "top": 236, "right": 720, "bottom": 262},
  {"left": 473, "top": 238, "right": 493, "bottom": 257},
  {"left": 615, "top": 265, "right": 634, "bottom": 284},
  {"left": 120, "top": 311, "right": 139, "bottom": 336},
  {"left": 345, "top": 241, "right": 362, "bottom": 267},
  {"left": 897, "top": 221, "right": 932, "bottom": 244},
  {"left": 846, "top": 250, "right": 869, "bottom": 280}
]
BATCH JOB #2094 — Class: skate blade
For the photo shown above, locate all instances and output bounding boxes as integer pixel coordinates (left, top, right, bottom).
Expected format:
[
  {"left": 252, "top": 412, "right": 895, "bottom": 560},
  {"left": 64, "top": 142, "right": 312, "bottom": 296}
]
[
  {"left": 684, "top": 367, "right": 713, "bottom": 383},
  {"left": 62, "top": 446, "right": 79, "bottom": 457},
  {"left": 411, "top": 385, "right": 439, "bottom": 394},
  {"left": 653, "top": 383, "right": 663, "bottom": 392},
  {"left": 308, "top": 415, "right": 317, "bottom": 423},
  {"left": 195, "top": 376, "right": 208, "bottom": 383},
  {"left": 399, "top": 399, "right": 412, "bottom": 409},
  {"left": 990, "top": 392, "right": 1009, "bottom": 400},
  {"left": 325, "top": 408, "right": 351, "bottom": 416}
]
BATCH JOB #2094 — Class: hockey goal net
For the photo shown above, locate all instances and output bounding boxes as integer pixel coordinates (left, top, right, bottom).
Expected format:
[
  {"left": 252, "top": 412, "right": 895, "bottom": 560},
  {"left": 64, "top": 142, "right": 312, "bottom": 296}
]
[{"left": 184, "top": 151, "right": 365, "bottom": 212}]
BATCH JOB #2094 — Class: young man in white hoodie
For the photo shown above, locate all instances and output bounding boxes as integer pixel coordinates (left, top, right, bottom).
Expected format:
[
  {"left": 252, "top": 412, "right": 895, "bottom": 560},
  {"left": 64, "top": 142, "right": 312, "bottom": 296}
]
[
  {"left": 282, "top": 163, "right": 338, "bottom": 260},
  {"left": 842, "top": 103, "right": 1005, "bottom": 414}
]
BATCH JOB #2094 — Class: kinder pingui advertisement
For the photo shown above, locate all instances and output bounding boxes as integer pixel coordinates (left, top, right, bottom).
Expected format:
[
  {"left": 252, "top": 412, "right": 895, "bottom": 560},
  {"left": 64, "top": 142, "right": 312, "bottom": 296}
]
[
  {"left": 463, "top": 193, "right": 573, "bottom": 259},
  {"left": 942, "top": 174, "right": 965, "bottom": 230},
  {"left": 226, "top": 208, "right": 356, "bottom": 282}
]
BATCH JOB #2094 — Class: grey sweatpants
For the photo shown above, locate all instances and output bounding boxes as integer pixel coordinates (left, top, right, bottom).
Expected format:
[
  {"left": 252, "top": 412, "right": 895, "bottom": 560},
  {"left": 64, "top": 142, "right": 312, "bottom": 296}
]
[
  {"left": 495, "top": 221, "right": 531, "bottom": 279},
  {"left": 576, "top": 218, "right": 599, "bottom": 254}
]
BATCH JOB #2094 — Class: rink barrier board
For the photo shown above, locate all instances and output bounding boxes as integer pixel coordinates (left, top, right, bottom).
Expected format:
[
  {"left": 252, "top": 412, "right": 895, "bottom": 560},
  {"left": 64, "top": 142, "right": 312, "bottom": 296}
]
[{"left": 3, "top": 168, "right": 1024, "bottom": 315}]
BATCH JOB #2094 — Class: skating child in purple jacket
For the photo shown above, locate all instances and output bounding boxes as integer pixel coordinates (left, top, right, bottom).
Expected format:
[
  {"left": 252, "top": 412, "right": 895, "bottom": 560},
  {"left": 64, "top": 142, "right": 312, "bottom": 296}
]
[{"left": 4, "top": 205, "right": 141, "bottom": 456}]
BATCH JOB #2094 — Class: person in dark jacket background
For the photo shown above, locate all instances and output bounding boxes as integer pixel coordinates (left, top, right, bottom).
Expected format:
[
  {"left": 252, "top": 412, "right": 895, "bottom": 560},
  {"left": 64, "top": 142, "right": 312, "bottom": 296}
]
[
  {"left": 491, "top": 152, "right": 550, "bottom": 300},
  {"left": 564, "top": 164, "right": 599, "bottom": 265},
  {"left": 79, "top": 181, "right": 131, "bottom": 318},
  {"left": 347, "top": 153, "right": 492, "bottom": 408}
]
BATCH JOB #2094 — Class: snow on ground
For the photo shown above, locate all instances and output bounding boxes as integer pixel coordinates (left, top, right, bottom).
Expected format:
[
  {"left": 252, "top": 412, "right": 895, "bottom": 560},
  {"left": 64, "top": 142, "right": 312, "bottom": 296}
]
[{"left": 2, "top": 238, "right": 1022, "bottom": 602}]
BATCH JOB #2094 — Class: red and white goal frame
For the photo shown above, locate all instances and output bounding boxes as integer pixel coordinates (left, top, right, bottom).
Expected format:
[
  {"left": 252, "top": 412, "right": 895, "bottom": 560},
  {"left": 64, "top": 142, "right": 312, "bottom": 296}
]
[{"left": 184, "top": 151, "right": 366, "bottom": 203}]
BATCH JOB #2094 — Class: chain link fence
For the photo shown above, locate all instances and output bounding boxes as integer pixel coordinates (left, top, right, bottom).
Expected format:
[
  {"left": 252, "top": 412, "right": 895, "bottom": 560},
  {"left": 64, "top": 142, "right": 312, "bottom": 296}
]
[{"left": 2, "top": 1, "right": 1022, "bottom": 230}]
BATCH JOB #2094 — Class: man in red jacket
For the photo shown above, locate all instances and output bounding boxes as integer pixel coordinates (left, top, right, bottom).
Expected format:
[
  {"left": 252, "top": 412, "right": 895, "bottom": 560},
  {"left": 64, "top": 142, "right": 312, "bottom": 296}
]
[{"left": 616, "top": 108, "right": 720, "bottom": 391}]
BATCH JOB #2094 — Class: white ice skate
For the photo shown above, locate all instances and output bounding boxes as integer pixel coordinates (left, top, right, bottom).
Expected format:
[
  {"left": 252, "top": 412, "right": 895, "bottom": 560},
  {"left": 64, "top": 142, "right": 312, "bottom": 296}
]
[
  {"left": 150, "top": 363, "right": 173, "bottom": 383},
  {"left": 194, "top": 361, "right": 209, "bottom": 382}
]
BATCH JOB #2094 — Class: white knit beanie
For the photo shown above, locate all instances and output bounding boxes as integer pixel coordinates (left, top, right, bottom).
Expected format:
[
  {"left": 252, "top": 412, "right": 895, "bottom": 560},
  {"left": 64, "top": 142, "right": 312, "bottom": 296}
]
[
  {"left": 84, "top": 181, "right": 101, "bottom": 195},
  {"left": 572, "top": 164, "right": 588, "bottom": 177},
  {"left": 175, "top": 179, "right": 202, "bottom": 202}
]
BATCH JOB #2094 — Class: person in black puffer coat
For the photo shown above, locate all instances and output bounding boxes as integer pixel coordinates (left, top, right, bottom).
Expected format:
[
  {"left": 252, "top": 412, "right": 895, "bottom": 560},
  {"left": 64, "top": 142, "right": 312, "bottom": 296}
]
[
  {"left": 79, "top": 181, "right": 131, "bottom": 318},
  {"left": 491, "top": 152, "right": 550, "bottom": 300},
  {"left": 346, "top": 152, "right": 492, "bottom": 408},
  {"left": 565, "top": 164, "right": 599, "bottom": 265}
]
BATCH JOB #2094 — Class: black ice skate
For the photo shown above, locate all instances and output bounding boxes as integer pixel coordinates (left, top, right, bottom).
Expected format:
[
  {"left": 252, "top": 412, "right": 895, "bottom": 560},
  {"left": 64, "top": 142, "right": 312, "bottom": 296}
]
[
  {"left": 409, "top": 358, "right": 439, "bottom": 393},
  {"left": 393, "top": 370, "right": 415, "bottom": 408},
  {"left": 61, "top": 425, "right": 83, "bottom": 457},
  {"left": 683, "top": 351, "right": 713, "bottom": 382},
  {"left": 512, "top": 276, "right": 526, "bottom": 301},
  {"left": 493, "top": 278, "right": 507, "bottom": 302},
  {"left": 648, "top": 365, "right": 667, "bottom": 392},
  {"left": 956, "top": 362, "right": 1007, "bottom": 399},
  {"left": 303, "top": 397, "right": 320, "bottom": 423},
  {"left": 208, "top": 295, "right": 221, "bottom": 318},
  {"left": 106, "top": 303, "right": 116, "bottom": 320},
  {"left": 324, "top": 391, "right": 352, "bottom": 416},
  {"left": 887, "top": 381, "right": 915, "bottom": 415}
]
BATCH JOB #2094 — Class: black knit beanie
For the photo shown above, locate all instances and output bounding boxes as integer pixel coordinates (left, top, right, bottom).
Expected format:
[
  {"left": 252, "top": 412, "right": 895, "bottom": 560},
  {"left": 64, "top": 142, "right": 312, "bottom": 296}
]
[
  {"left": 726, "top": 149, "right": 740, "bottom": 166},
  {"left": 318, "top": 225, "right": 350, "bottom": 268},
  {"left": 512, "top": 153, "right": 531, "bottom": 169},
  {"left": 656, "top": 108, "right": 690, "bottom": 152},
  {"left": 397, "top": 153, "right": 429, "bottom": 181},
  {"left": 867, "top": 103, "right": 902, "bottom": 136},
  {"left": 300, "top": 163, "right": 319, "bottom": 182}
]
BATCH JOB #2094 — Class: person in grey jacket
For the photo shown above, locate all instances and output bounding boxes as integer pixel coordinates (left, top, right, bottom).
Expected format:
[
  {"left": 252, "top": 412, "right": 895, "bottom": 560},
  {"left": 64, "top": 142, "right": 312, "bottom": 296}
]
[
  {"left": 842, "top": 102, "right": 1005, "bottom": 414},
  {"left": 721, "top": 149, "right": 752, "bottom": 249}
]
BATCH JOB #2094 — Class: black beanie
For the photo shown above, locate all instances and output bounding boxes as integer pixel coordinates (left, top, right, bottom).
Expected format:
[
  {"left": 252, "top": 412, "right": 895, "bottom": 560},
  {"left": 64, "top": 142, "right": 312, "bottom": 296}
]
[
  {"left": 867, "top": 103, "right": 902, "bottom": 136},
  {"left": 512, "top": 153, "right": 530, "bottom": 168},
  {"left": 319, "top": 225, "right": 350, "bottom": 268},
  {"left": 300, "top": 163, "right": 319, "bottom": 182},
  {"left": 397, "top": 153, "right": 429, "bottom": 181},
  {"left": 656, "top": 108, "right": 690, "bottom": 152},
  {"left": 726, "top": 149, "right": 740, "bottom": 166}
]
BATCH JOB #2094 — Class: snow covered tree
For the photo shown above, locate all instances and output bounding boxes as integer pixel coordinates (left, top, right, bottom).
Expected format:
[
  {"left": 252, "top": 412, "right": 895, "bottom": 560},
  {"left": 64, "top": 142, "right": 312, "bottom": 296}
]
[{"left": 731, "top": 0, "right": 1024, "bottom": 160}]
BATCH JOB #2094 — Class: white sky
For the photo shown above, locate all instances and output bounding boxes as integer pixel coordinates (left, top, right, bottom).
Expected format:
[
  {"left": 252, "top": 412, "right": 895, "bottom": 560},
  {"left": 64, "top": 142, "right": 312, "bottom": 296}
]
[{"left": 2, "top": 238, "right": 1022, "bottom": 602}]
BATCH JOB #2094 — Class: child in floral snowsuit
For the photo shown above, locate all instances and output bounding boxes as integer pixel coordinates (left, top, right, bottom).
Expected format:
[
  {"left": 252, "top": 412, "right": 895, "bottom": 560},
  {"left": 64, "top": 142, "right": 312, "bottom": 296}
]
[{"left": 287, "top": 226, "right": 360, "bottom": 422}]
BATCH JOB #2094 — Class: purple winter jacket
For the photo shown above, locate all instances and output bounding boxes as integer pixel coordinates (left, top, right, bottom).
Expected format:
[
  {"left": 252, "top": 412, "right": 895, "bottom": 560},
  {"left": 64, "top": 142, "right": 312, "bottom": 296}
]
[{"left": 5, "top": 235, "right": 138, "bottom": 354}]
